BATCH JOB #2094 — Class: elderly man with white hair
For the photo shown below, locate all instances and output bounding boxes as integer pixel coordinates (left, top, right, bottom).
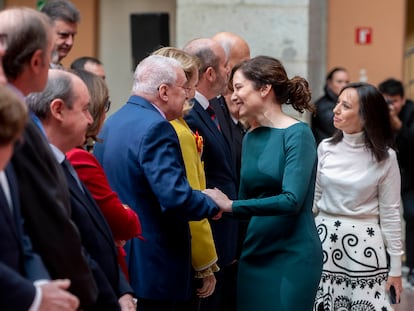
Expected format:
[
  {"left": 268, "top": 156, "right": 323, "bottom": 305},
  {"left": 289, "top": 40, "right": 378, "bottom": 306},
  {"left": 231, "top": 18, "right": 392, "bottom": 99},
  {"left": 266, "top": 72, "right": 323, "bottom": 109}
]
[{"left": 94, "top": 55, "right": 220, "bottom": 311}]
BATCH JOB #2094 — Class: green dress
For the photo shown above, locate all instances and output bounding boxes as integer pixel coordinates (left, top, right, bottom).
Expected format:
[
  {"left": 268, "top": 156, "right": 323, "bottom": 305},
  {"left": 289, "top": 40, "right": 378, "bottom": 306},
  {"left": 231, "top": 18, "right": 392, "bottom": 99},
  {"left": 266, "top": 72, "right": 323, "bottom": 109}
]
[{"left": 232, "top": 123, "right": 322, "bottom": 311}]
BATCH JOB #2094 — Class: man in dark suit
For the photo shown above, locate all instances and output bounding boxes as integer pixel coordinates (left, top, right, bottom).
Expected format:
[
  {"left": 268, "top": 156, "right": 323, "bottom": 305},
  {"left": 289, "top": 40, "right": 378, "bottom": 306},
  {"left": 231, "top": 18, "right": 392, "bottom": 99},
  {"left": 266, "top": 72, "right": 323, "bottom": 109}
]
[
  {"left": 211, "top": 32, "right": 251, "bottom": 259},
  {"left": 27, "top": 69, "right": 137, "bottom": 311},
  {"left": 0, "top": 84, "right": 79, "bottom": 310},
  {"left": 94, "top": 55, "right": 219, "bottom": 311},
  {"left": 183, "top": 38, "right": 239, "bottom": 311},
  {"left": 211, "top": 31, "right": 250, "bottom": 189},
  {"left": 0, "top": 7, "right": 97, "bottom": 308}
]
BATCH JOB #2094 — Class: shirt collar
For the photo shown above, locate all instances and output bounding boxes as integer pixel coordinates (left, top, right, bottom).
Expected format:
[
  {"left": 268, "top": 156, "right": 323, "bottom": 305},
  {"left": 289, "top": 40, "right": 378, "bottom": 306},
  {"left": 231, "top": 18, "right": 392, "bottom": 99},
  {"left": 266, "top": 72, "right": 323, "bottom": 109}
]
[
  {"left": 194, "top": 91, "right": 210, "bottom": 110},
  {"left": 151, "top": 102, "right": 166, "bottom": 119},
  {"left": 49, "top": 143, "right": 65, "bottom": 164}
]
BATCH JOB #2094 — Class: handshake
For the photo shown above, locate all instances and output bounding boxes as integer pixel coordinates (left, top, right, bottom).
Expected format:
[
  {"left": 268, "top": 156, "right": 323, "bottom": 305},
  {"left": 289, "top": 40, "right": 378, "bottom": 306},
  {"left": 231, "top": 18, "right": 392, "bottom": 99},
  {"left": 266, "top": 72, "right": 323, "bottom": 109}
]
[{"left": 203, "top": 187, "right": 233, "bottom": 220}]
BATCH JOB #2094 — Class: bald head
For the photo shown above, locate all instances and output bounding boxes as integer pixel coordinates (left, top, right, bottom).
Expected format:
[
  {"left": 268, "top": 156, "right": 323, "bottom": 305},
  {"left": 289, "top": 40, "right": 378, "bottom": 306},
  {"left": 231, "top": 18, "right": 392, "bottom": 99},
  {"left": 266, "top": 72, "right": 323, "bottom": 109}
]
[
  {"left": 212, "top": 32, "right": 250, "bottom": 70},
  {"left": 183, "top": 38, "right": 225, "bottom": 72},
  {"left": 183, "top": 38, "right": 229, "bottom": 99}
]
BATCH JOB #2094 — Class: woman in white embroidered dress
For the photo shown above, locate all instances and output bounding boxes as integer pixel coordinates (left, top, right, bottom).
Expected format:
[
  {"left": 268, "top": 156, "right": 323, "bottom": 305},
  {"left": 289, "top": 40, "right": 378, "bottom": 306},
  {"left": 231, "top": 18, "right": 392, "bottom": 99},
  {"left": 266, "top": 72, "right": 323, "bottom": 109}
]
[{"left": 313, "top": 82, "right": 403, "bottom": 311}]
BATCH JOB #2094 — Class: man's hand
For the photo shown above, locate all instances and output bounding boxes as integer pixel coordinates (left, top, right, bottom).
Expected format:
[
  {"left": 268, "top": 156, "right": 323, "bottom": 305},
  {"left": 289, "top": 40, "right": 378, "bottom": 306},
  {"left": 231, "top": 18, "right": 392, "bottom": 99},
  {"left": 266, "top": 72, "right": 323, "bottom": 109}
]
[
  {"left": 119, "top": 293, "right": 137, "bottom": 311},
  {"left": 39, "top": 279, "right": 79, "bottom": 311},
  {"left": 197, "top": 274, "right": 216, "bottom": 298}
]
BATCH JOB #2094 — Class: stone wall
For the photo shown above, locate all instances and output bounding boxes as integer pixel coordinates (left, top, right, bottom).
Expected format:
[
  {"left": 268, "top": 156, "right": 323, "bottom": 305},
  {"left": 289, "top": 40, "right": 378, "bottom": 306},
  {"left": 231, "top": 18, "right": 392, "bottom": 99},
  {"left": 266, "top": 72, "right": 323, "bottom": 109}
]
[{"left": 176, "top": 0, "right": 326, "bottom": 120}]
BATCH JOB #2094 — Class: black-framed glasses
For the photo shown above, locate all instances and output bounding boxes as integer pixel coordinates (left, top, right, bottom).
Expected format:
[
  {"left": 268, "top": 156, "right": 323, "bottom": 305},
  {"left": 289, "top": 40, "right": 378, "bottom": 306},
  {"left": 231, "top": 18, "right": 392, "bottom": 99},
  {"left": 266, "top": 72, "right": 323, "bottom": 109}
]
[{"left": 104, "top": 99, "right": 111, "bottom": 112}]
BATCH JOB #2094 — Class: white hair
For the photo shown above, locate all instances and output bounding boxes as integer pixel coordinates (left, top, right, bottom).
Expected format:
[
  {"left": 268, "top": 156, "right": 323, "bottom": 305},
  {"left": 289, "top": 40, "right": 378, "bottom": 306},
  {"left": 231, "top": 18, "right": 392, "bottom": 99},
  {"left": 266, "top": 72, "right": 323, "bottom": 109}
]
[{"left": 132, "top": 55, "right": 182, "bottom": 95}]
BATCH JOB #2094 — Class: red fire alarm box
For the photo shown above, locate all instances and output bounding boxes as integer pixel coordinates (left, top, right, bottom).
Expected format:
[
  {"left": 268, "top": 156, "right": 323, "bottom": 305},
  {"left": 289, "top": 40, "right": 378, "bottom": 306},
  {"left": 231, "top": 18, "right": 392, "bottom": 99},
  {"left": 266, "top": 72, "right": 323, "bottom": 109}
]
[{"left": 356, "top": 27, "right": 372, "bottom": 45}]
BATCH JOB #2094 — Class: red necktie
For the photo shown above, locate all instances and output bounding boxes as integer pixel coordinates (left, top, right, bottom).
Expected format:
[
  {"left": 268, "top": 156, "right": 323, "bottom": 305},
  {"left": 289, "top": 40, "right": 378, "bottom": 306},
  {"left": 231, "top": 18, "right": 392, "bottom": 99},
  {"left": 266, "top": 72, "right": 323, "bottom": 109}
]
[{"left": 206, "top": 105, "right": 220, "bottom": 130}]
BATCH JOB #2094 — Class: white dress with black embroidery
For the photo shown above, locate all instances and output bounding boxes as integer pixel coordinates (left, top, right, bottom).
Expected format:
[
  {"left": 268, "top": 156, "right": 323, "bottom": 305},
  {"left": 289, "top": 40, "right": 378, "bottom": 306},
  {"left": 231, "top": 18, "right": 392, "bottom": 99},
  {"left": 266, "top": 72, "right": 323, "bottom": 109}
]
[{"left": 313, "top": 132, "right": 403, "bottom": 311}]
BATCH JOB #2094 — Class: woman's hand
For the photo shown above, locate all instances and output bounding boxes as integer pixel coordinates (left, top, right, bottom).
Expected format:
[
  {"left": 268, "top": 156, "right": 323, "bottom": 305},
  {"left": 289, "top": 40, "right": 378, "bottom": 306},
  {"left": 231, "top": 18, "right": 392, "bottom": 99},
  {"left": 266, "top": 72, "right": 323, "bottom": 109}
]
[
  {"left": 203, "top": 188, "right": 233, "bottom": 213},
  {"left": 386, "top": 275, "right": 403, "bottom": 304}
]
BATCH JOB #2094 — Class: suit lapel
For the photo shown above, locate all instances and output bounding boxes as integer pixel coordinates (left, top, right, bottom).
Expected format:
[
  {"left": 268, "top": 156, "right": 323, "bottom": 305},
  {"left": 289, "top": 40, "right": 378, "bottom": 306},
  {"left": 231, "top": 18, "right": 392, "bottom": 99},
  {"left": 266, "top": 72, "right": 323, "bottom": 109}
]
[
  {"left": 210, "top": 97, "right": 233, "bottom": 146},
  {"left": 1, "top": 165, "right": 22, "bottom": 241},
  {"left": 62, "top": 166, "right": 114, "bottom": 246},
  {"left": 0, "top": 184, "right": 17, "bottom": 237},
  {"left": 192, "top": 100, "right": 232, "bottom": 155}
]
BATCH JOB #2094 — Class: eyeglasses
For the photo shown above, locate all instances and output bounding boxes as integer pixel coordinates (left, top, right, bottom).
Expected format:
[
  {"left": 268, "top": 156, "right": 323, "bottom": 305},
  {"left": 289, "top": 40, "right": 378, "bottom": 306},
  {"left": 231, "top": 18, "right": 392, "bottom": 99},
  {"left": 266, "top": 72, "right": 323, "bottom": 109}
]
[
  {"left": 176, "top": 84, "right": 192, "bottom": 95},
  {"left": 157, "top": 83, "right": 192, "bottom": 95},
  {"left": 104, "top": 99, "right": 111, "bottom": 113}
]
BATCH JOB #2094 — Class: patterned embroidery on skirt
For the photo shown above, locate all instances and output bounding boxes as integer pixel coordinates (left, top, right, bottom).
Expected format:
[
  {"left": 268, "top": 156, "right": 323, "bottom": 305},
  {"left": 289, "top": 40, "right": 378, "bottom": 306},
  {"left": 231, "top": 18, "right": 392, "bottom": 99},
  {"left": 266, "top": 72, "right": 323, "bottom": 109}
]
[{"left": 313, "top": 218, "right": 392, "bottom": 311}]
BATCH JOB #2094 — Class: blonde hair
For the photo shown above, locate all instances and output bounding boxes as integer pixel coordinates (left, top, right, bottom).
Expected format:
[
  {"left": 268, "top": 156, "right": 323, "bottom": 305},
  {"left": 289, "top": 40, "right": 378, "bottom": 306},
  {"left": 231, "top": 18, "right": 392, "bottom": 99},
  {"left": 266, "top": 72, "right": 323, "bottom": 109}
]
[{"left": 152, "top": 47, "right": 200, "bottom": 114}]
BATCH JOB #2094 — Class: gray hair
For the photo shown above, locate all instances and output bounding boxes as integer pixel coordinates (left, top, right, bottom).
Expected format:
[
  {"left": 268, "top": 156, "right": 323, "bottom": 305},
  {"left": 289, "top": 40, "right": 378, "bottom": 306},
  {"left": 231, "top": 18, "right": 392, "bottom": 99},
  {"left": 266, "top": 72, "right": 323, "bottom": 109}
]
[
  {"left": 183, "top": 38, "right": 221, "bottom": 77},
  {"left": 41, "top": 0, "right": 80, "bottom": 24},
  {"left": 27, "top": 70, "right": 77, "bottom": 120},
  {"left": 132, "top": 55, "right": 182, "bottom": 96},
  {"left": 0, "top": 7, "right": 52, "bottom": 80}
]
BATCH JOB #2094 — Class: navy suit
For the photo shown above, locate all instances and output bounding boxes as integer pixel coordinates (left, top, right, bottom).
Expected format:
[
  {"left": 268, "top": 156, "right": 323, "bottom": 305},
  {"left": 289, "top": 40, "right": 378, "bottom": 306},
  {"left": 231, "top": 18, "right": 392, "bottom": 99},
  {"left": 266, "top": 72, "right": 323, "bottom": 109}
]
[
  {"left": 62, "top": 160, "right": 134, "bottom": 311},
  {"left": 210, "top": 96, "right": 248, "bottom": 258},
  {"left": 11, "top": 120, "right": 97, "bottom": 308},
  {"left": 94, "top": 95, "right": 219, "bottom": 304},
  {"left": 210, "top": 96, "right": 245, "bottom": 189},
  {"left": 185, "top": 98, "right": 239, "bottom": 311},
  {"left": 0, "top": 164, "right": 50, "bottom": 310}
]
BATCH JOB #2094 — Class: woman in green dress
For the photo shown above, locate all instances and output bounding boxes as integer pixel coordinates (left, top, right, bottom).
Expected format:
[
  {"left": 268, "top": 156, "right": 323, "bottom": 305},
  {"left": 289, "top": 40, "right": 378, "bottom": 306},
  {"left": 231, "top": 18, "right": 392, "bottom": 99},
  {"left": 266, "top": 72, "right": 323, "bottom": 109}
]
[{"left": 204, "top": 56, "right": 323, "bottom": 311}]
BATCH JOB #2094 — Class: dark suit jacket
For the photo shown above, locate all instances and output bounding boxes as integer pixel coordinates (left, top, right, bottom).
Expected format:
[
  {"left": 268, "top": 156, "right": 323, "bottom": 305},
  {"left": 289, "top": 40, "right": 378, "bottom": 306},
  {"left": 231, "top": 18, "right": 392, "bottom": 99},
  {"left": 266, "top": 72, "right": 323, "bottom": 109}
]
[
  {"left": 62, "top": 161, "right": 134, "bottom": 311},
  {"left": 210, "top": 96, "right": 245, "bottom": 188},
  {"left": 185, "top": 98, "right": 239, "bottom": 266},
  {"left": 11, "top": 120, "right": 98, "bottom": 308},
  {"left": 0, "top": 164, "right": 49, "bottom": 310},
  {"left": 396, "top": 99, "right": 414, "bottom": 193},
  {"left": 311, "top": 86, "right": 338, "bottom": 145},
  {"left": 94, "top": 95, "right": 219, "bottom": 301},
  {"left": 66, "top": 147, "right": 142, "bottom": 279}
]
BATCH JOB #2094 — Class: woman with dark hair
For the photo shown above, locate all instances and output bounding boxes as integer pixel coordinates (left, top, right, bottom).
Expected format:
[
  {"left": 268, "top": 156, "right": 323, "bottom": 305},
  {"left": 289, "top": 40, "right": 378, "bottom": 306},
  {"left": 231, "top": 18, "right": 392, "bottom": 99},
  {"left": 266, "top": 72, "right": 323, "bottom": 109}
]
[
  {"left": 311, "top": 67, "right": 349, "bottom": 145},
  {"left": 66, "top": 69, "right": 142, "bottom": 281},
  {"left": 313, "top": 82, "right": 403, "bottom": 310},
  {"left": 203, "top": 55, "right": 323, "bottom": 311}
]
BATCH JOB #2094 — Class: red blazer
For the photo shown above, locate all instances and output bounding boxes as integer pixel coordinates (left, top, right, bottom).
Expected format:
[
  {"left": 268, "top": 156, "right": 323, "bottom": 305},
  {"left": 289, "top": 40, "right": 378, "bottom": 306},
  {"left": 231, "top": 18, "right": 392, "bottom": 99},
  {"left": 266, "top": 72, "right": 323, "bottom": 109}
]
[{"left": 67, "top": 147, "right": 142, "bottom": 278}]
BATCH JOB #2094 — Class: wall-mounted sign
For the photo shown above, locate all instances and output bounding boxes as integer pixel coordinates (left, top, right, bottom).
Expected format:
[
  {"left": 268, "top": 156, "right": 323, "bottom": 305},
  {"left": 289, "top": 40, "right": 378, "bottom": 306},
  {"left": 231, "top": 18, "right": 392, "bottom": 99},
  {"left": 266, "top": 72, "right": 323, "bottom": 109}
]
[{"left": 356, "top": 27, "right": 372, "bottom": 45}]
